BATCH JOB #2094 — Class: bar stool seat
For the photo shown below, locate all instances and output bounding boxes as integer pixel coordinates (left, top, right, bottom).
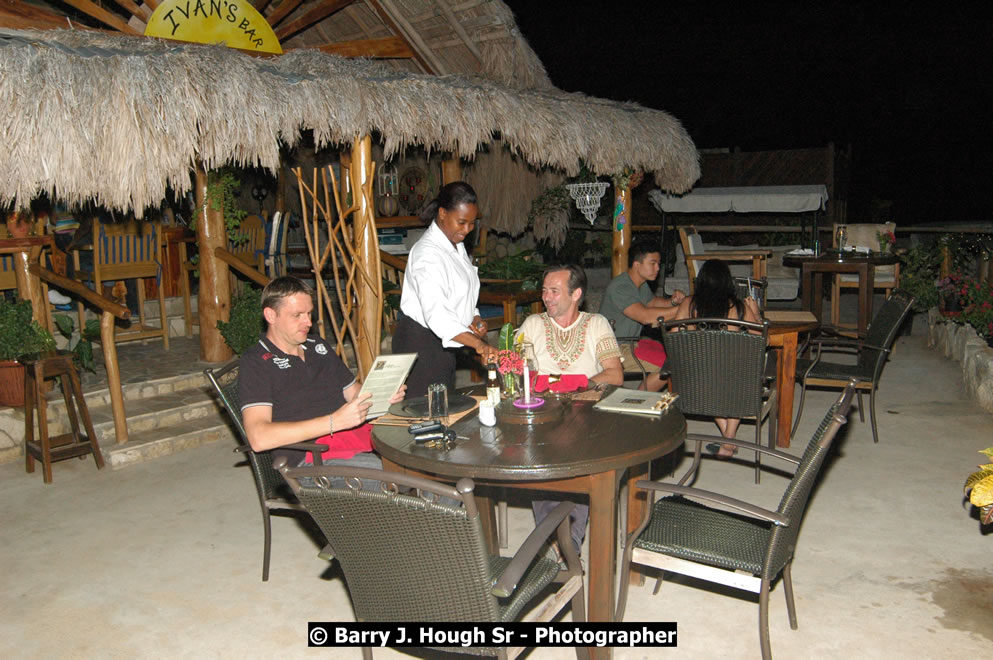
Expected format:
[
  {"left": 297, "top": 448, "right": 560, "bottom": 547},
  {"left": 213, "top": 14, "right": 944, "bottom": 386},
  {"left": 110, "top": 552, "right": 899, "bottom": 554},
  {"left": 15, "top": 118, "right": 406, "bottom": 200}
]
[{"left": 22, "top": 351, "right": 104, "bottom": 483}]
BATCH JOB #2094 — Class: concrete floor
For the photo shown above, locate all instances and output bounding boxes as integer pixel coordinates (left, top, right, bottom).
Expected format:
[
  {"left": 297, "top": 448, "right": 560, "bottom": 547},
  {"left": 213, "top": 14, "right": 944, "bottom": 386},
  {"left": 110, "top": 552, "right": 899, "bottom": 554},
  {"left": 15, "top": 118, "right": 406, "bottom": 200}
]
[{"left": 1, "top": 331, "right": 991, "bottom": 659}]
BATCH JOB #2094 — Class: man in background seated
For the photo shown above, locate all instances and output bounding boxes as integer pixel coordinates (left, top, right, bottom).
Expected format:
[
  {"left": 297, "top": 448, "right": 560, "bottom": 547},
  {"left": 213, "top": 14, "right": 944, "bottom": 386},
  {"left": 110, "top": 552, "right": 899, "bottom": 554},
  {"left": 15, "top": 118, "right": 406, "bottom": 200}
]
[
  {"left": 518, "top": 264, "right": 623, "bottom": 556},
  {"left": 598, "top": 237, "right": 684, "bottom": 391},
  {"left": 239, "top": 276, "right": 405, "bottom": 470}
]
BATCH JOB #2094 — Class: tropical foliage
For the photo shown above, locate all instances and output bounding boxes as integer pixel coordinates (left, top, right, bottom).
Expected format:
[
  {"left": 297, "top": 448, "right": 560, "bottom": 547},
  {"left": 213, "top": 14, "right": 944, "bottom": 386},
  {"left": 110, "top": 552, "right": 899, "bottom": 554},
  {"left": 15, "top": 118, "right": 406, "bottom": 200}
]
[{"left": 964, "top": 447, "right": 993, "bottom": 525}]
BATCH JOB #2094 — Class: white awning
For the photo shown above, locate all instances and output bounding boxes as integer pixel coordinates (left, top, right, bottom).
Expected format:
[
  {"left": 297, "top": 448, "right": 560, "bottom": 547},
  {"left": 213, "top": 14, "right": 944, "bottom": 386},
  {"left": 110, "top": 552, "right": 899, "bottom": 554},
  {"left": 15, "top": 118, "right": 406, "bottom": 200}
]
[{"left": 649, "top": 185, "right": 828, "bottom": 214}]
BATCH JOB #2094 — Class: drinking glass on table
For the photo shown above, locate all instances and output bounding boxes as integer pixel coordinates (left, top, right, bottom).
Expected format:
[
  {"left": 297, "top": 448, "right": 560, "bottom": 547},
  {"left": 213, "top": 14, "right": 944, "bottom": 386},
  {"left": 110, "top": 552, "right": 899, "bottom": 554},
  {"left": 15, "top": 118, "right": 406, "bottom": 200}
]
[{"left": 427, "top": 383, "right": 449, "bottom": 425}]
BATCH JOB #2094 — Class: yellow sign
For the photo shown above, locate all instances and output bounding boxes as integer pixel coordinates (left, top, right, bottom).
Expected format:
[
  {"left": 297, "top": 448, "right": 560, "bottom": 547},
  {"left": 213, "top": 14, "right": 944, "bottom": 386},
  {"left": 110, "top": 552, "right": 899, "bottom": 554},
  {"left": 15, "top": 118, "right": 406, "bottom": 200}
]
[{"left": 145, "top": 0, "right": 282, "bottom": 54}]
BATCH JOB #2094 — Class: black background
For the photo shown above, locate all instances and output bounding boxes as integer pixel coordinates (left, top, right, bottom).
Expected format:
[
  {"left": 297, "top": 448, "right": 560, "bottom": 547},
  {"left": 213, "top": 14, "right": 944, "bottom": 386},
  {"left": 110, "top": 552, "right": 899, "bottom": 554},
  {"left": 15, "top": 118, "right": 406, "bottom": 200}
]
[{"left": 503, "top": 1, "right": 990, "bottom": 224}]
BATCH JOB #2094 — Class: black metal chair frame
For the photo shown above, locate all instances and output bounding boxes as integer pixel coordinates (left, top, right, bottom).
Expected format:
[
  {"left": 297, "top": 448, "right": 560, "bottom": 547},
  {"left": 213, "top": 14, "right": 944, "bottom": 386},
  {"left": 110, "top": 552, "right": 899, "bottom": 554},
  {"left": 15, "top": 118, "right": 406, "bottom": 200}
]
[
  {"left": 660, "top": 317, "right": 778, "bottom": 484},
  {"left": 616, "top": 383, "right": 857, "bottom": 660},
  {"left": 790, "top": 289, "right": 915, "bottom": 444},
  {"left": 277, "top": 461, "right": 587, "bottom": 660},
  {"left": 204, "top": 360, "right": 324, "bottom": 582}
]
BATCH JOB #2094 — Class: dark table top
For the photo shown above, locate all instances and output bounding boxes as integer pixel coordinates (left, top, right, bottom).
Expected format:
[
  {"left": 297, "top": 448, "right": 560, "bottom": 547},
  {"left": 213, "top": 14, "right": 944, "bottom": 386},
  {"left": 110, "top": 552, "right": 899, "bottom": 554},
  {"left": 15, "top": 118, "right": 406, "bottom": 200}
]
[
  {"left": 782, "top": 250, "right": 899, "bottom": 268},
  {"left": 372, "top": 396, "right": 687, "bottom": 482}
]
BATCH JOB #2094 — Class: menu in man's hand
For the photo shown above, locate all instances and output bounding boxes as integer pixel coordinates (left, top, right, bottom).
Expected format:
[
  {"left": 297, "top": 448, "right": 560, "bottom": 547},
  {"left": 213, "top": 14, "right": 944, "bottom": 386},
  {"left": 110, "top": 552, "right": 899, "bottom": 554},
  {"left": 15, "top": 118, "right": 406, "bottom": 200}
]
[{"left": 357, "top": 353, "right": 418, "bottom": 418}]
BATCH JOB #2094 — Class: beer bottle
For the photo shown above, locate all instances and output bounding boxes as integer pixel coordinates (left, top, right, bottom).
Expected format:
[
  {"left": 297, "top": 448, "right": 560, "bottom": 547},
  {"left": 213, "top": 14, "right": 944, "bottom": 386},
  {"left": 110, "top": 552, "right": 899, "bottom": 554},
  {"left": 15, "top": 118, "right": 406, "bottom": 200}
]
[{"left": 485, "top": 362, "right": 501, "bottom": 406}]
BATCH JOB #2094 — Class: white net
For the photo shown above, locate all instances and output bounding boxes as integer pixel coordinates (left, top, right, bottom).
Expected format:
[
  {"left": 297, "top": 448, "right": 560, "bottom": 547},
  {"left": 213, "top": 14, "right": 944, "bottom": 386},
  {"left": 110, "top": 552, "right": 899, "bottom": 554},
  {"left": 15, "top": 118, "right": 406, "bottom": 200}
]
[{"left": 565, "top": 182, "right": 610, "bottom": 224}]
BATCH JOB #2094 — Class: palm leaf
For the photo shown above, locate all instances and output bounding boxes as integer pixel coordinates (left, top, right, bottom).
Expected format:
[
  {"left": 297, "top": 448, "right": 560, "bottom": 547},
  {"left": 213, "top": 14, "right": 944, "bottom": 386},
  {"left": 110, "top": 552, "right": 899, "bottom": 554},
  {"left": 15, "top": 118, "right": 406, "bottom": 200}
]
[{"left": 499, "top": 323, "right": 514, "bottom": 351}]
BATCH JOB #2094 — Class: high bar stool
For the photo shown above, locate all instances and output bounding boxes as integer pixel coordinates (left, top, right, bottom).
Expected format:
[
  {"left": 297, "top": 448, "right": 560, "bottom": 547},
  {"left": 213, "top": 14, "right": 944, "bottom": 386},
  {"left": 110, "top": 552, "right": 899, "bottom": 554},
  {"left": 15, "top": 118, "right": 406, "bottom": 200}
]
[{"left": 22, "top": 351, "right": 104, "bottom": 483}]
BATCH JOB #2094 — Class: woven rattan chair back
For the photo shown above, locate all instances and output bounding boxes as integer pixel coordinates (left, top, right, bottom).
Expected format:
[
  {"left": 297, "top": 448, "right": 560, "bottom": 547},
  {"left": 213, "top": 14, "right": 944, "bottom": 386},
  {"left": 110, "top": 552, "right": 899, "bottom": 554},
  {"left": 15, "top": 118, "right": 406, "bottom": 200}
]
[
  {"left": 766, "top": 385, "right": 856, "bottom": 577},
  {"left": 860, "top": 289, "right": 915, "bottom": 373},
  {"left": 662, "top": 318, "right": 769, "bottom": 420},
  {"left": 292, "top": 473, "right": 504, "bottom": 623}
]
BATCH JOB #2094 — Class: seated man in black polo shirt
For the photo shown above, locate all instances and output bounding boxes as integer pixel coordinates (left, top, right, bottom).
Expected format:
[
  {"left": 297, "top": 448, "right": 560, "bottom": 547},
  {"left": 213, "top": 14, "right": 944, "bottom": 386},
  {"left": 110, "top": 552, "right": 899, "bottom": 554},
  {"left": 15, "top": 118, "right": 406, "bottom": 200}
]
[{"left": 239, "top": 276, "right": 406, "bottom": 469}]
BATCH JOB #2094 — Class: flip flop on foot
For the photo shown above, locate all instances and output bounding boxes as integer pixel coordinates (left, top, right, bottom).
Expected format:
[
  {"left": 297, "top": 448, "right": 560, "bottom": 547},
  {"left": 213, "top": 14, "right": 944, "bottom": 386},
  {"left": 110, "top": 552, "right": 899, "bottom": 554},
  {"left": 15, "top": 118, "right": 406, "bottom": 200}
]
[{"left": 716, "top": 443, "right": 737, "bottom": 459}]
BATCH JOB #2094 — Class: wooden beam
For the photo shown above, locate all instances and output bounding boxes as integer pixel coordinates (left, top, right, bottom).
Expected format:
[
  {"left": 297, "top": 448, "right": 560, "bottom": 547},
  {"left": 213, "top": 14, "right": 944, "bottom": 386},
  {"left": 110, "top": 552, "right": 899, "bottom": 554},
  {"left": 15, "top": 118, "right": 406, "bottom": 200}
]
[
  {"left": 274, "top": 0, "right": 355, "bottom": 41},
  {"left": 265, "top": 0, "right": 304, "bottom": 28},
  {"left": 313, "top": 35, "right": 414, "bottom": 58},
  {"left": 194, "top": 164, "right": 233, "bottom": 363},
  {"left": 367, "top": 0, "right": 437, "bottom": 74},
  {"left": 110, "top": 0, "right": 151, "bottom": 22},
  {"left": 253, "top": 0, "right": 273, "bottom": 13},
  {"left": 612, "top": 184, "right": 633, "bottom": 277},
  {"left": 60, "top": 0, "right": 142, "bottom": 34},
  {"left": 432, "top": 0, "right": 483, "bottom": 64},
  {"left": 142, "top": 0, "right": 158, "bottom": 10},
  {"left": 0, "top": 0, "right": 90, "bottom": 30}
]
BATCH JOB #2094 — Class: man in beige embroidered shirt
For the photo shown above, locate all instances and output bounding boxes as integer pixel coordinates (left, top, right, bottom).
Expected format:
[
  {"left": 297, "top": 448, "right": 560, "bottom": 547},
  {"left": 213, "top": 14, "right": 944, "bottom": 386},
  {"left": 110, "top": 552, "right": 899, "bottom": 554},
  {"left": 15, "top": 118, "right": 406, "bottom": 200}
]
[
  {"left": 518, "top": 264, "right": 623, "bottom": 556},
  {"left": 519, "top": 264, "right": 624, "bottom": 387}
]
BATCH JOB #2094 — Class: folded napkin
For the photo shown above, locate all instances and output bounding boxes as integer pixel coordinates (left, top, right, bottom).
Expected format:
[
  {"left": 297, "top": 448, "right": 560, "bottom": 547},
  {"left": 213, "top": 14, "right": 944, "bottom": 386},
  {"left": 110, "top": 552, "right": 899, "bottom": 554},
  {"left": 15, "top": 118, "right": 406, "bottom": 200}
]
[
  {"left": 307, "top": 423, "right": 373, "bottom": 463},
  {"left": 786, "top": 248, "right": 814, "bottom": 256},
  {"left": 633, "top": 338, "right": 667, "bottom": 367},
  {"left": 534, "top": 374, "right": 588, "bottom": 393}
]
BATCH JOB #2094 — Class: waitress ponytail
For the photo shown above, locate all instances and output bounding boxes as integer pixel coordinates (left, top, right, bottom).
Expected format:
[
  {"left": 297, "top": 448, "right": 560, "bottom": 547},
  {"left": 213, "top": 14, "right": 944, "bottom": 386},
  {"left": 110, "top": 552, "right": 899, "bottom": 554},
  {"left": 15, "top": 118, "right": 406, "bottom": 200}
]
[{"left": 419, "top": 181, "right": 478, "bottom": 224}]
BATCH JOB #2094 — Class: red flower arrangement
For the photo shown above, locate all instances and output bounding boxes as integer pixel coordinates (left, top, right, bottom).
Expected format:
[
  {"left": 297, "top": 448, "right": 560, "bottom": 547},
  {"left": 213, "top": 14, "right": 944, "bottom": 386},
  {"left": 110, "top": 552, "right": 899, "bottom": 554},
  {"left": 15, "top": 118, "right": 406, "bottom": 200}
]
[{"left": 496, "top": 349, "right": 523, "bottom": 375}]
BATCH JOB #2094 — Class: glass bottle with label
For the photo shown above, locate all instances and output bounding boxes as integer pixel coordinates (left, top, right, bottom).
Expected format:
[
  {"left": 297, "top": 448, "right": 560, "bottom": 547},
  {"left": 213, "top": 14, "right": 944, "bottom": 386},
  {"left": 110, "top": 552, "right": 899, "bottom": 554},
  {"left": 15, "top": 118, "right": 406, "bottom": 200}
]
[{"left": 485, "top": 363, "right": 501, "bottom": 406}]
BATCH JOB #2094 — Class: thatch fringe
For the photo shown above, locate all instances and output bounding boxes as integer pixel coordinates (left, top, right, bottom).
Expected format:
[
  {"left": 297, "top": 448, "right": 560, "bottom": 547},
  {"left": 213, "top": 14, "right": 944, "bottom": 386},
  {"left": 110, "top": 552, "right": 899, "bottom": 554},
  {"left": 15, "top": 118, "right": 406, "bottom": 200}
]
[
  {"left": 464, "top": 139, "right": 562, "bottom": 235},
  {"left": 0, "top": 28, "right": 698, "bottom": 211}
]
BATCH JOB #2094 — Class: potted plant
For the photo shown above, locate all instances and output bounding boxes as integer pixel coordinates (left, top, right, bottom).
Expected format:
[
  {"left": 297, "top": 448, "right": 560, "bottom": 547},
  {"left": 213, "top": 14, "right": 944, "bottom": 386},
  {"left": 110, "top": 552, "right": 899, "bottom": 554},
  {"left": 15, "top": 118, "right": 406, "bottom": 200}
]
[
  {"left": 960, "top": 277, "right": 993, "bottom": 347},
  {"left": 217, "top": 286, "right": 263, "bottom": 356},
  {"left": 937, "top": 274, "right": 966, "bottom": 316},
  {"left": 964, "top": 446, "right": 993, "bottom": 525},
  {"left": 0, "top": 297, "right": 56, "bottom": 407},
  {"left": 898, "top": 243, "right": 941, "bottom": 312}
]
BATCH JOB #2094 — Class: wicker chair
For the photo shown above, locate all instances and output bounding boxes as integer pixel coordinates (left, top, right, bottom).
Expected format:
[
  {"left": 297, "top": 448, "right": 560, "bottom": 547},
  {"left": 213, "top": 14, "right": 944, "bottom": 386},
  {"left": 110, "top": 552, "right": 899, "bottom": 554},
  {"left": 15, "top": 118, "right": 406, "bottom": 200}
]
[
  {"left": 791, "top": 289, "right": 915, "bottom": 444},
  {"left": 204, "top": 360, "right": 324, "bottom": 582},
  {"left": 616, "top": 383, "right": 857, "bottom": 660},
  {"left": 276, "top": 462, "right": 586, "bottom": 660},
  {"left": 661, "top": 318, "right": 777, "bottom": 484}
]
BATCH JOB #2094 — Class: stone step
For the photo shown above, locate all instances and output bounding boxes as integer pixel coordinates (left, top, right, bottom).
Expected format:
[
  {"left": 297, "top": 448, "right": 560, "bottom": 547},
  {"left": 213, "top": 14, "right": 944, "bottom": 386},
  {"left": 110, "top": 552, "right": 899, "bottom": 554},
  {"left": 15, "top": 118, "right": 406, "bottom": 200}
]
[{"left": 103, "top": 416, "right": 237, "bottom": 470}]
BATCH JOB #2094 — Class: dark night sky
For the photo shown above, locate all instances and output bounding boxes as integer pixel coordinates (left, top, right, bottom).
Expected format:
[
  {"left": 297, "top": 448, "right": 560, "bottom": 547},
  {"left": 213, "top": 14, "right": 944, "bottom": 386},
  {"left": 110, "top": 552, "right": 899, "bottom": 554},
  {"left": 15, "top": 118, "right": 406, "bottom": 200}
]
[{"left": 503, "top": 1, "right": 991, "bottom": 224}]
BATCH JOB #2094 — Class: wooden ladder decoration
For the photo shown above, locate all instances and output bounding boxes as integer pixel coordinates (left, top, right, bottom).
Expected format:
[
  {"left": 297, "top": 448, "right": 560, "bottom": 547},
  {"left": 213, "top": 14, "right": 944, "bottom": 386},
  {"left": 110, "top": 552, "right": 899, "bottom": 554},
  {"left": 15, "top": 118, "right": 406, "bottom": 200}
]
[{"left": 291, "top": 164, "right": 383, "bottom": 380}]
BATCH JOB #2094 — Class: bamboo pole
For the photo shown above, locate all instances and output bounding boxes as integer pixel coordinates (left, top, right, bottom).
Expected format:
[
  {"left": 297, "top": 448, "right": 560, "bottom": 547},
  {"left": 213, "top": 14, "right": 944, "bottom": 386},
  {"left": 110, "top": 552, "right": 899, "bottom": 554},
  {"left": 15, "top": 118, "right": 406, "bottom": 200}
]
[
  {"left": 611, "top": 183, "right": 633, "bottom": 277},
  {"left": 349, "top": 136, "right": 381, "bottom": 379},
  {"left": 195, "top": 164, "right": 233, "bottom": 363}
]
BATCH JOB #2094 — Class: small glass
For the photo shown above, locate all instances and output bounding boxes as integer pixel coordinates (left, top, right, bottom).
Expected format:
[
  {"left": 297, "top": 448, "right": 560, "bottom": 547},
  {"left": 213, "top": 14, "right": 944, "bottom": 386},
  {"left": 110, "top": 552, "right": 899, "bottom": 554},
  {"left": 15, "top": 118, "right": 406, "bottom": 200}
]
[{"left": 427, "top": 383, "right": 448, "bottom": 425}]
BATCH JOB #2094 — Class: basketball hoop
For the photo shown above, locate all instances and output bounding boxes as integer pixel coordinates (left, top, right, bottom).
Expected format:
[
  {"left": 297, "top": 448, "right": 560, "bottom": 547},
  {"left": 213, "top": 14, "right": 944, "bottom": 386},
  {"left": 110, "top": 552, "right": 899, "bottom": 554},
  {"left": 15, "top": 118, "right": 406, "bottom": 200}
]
[{"left": 565, "top": 182, "right": 609, "bottom": 224}]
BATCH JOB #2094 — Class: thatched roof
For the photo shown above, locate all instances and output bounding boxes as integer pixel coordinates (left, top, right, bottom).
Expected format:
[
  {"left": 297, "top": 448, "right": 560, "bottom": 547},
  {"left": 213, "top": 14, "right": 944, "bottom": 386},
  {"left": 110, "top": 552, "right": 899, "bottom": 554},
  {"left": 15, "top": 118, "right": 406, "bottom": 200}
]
[
  {"left": 4, "top": 0, "right": 554, "bottom": 88},
  {"left": 0, "top": 27, "right": 699, "bottom": 211}
]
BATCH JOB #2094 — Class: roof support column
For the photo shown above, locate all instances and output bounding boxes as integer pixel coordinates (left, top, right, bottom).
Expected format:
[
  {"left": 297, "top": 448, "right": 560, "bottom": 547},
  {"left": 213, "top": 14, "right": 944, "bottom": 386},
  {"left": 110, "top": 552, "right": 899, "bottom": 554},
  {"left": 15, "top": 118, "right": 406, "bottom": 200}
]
[
  {"left": 441, "top": 157, "right": 461, "bottom": 184},
  {"left": 195, "top": 163, "right": 233, "bottom": 363},
  {"left": 349, "top": 135, "right": 379, "bottom": 379},
  {"left": 611, "top": 182, "right": 633, "bottom": 277}
]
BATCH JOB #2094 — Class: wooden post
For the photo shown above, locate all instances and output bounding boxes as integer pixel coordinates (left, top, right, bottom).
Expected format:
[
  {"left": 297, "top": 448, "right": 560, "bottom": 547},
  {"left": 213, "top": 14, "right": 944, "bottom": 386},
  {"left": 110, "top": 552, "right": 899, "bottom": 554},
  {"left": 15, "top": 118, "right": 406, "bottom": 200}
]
[
  {"left": 611, "top": 183, "right": 633, "bottom": 277},
  {"left": 194, "top": 163, "right": 233, "bottom": 363},
  {"left": 12, "top": 243, "right": 50, "bottom": 329},
  {"left": 349, "top": 136, "right": 379, "bottom": 379},
  {"left": 100, "top": 311, "right": 128, "bottom": 444},
  {"left": 441, "top": 157, "right": 461, "bottom": 184}
]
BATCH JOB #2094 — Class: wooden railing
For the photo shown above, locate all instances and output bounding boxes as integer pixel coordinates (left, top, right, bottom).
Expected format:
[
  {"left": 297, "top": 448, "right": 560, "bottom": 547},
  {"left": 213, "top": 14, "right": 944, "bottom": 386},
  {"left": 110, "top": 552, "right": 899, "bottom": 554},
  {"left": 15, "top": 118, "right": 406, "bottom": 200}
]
[
  {"left": 213, "top": 247, "right": 271, "bottom": 287},
  {"left": 29, "top": 264, "right": 132, "bottom": 445}
]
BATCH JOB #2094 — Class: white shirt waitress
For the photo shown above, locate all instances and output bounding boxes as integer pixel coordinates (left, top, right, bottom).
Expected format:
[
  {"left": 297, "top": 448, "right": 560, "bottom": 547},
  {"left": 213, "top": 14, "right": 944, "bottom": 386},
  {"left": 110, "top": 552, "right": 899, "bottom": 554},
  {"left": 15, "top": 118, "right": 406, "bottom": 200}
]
[{"left": 393, "top": 181, "right": 498, "bottom": 397}]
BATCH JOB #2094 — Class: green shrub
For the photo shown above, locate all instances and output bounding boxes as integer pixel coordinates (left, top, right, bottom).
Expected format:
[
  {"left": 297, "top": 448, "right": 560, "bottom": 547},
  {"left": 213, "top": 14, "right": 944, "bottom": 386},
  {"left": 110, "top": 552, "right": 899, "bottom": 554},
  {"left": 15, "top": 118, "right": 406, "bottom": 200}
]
[
  {"left": 0, "top": 297, "right": 55, "bottom": 361},
  {"left": 217, "top": 287, "right": 263, "bottom": 356}
]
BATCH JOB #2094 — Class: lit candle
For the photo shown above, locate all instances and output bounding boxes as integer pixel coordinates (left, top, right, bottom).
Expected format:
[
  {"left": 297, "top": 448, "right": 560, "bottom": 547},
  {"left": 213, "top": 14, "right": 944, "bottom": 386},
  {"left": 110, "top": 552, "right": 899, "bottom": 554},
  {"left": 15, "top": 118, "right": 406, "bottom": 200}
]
[{"left": 523, "top": 363, "right": 530, "bottom": 403}]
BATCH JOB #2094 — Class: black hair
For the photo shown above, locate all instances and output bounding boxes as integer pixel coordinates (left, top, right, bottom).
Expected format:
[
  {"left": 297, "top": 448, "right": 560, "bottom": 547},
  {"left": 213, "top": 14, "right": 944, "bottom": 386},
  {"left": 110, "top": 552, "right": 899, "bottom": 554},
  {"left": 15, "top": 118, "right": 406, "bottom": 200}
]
[
  {"left": 418, "top": 181, "right": 478, "bottom": 224},
  {"left": 542, "top": 264, "right": 587, "bottom": 305},
  {"left": 261, "top": 276, "right": 313, "bottom": 315},
  {"left": 629, "top": 236, "right": 662, "bottom": 267},
  {"left": 691, "top": 260, "right": 743, "bottom": 319}
]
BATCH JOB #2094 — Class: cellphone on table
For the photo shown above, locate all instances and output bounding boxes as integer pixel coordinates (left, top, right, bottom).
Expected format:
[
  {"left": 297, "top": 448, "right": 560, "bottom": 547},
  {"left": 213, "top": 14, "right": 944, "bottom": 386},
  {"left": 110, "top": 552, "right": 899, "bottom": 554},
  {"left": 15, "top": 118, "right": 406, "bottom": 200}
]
[{"left": 408, "top": 420, "right": 443, "bottom": 434}]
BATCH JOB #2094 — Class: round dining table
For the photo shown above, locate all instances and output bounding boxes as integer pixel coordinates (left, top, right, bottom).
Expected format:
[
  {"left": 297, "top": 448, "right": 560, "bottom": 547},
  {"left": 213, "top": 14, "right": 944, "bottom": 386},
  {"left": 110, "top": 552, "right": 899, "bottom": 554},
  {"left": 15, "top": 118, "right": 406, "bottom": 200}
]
[
  {"left": 783, "top": 249, "right": 899, "bottom": 335},
  {"left": 372, "top": 392, "right": 687, "bottom": 641}
]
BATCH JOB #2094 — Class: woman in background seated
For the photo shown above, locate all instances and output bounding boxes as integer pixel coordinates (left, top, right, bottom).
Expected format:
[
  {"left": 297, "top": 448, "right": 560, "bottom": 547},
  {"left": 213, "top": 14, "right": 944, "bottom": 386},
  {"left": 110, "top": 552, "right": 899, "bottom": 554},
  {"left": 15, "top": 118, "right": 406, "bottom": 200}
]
[{"left": 674, "top": 259, "right": 761, "bottom": 458}]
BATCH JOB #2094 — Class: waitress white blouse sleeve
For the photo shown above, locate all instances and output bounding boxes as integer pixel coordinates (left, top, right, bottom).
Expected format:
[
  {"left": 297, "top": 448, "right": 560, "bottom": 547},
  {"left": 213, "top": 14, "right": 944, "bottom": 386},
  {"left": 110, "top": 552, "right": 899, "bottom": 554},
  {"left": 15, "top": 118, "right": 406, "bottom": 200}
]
[{"left": 399, "top": 222, "right": 480, "bottom": 348}]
